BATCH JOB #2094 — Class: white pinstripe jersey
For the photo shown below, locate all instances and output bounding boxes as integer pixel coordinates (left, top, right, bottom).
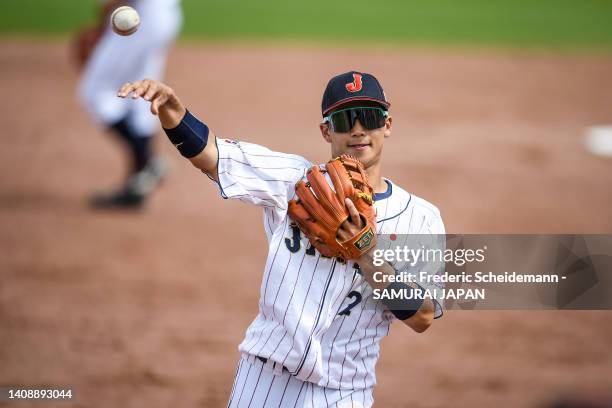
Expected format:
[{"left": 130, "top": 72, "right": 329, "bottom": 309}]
[{"left": 213, "top": 138, "right": 445, "bottom": 390}]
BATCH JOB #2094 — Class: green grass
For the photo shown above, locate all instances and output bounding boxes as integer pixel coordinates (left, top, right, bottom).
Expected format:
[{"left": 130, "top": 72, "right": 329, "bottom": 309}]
[{"left": 2, "top": 0, "right": 612, "bottom": 49}]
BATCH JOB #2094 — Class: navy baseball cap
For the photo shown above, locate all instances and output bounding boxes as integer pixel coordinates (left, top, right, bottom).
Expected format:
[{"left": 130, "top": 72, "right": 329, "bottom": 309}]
[{"left": 321, "top": 71, "right": 390, "bottom": 117}]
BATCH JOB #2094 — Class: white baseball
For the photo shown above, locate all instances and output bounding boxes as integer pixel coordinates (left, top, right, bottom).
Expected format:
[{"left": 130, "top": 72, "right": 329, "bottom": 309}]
[
  {"left": 111, "top": 6, "right": 140, "bottom": 36},
  {"left": 585, "top": 126, "right": 612, "bottom": 157}
]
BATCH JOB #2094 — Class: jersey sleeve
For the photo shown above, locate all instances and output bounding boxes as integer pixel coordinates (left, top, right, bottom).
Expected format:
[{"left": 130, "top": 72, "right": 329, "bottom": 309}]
[
  {"left": 211, "top": 137, "right": 310, "bottom": 209},
  {"left": 415, "top": 212, "right": 446, "bottom": 319},
  {"left": 387, "top": 207, "right": 446, "bottom": 320}
]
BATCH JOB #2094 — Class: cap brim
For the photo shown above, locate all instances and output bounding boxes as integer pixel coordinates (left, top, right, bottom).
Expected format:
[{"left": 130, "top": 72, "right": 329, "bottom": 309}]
[{"left": 323, "top": 97, "right": 391, "bottom": 116}]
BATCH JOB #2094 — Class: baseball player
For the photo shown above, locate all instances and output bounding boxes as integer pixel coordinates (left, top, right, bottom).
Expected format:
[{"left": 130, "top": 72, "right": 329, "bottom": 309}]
[
  {"left": 76, "top": 0, "right": 182, "bottom": 209},
  {"left": 117, "top": 71, "right": 445, "bottom": 407}
]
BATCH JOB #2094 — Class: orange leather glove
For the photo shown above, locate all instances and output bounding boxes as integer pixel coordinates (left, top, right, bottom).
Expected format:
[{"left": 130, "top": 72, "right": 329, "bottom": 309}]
[{"left": 288, "top": 155, "right": 377, "bottom": 261}]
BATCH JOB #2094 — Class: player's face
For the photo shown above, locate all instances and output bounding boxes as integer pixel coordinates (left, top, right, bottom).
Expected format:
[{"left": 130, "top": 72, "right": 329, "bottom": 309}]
[{"left": 320, "top": 101, "right": 392, "bottom": 169}]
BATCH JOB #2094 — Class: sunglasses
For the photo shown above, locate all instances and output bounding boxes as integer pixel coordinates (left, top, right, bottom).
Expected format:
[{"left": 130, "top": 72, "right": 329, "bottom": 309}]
[{"left": 323, "top": 107, "right": 389, "bottom": 133}]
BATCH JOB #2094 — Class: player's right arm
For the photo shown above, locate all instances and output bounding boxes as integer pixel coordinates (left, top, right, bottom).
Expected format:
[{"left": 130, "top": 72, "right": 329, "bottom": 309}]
[
  {"left": 118, "top": 79, "right": 309, "bottom": 211},
  {"left": 117, "top": 79, "right": 220, "bottom": 179}
]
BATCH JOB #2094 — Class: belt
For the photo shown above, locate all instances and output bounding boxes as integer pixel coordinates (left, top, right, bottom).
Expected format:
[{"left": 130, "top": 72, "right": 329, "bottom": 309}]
[{"left": 256, "top": 356, "right": 290, "bottom": 374}]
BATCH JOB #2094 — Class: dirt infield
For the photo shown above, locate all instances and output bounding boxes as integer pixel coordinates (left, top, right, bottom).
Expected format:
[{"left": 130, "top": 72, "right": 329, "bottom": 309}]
[{"left": 1, "top": 40, "right": 612, "bottom": 407}]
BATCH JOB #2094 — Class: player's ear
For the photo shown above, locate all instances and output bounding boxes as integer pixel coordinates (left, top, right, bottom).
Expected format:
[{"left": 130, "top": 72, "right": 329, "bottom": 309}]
[
  {"left": 383, "top": 115, "right": 392, "bottom": 139},
  {"left": 320, "top": 122, "right": 332, "bottom": 143}
]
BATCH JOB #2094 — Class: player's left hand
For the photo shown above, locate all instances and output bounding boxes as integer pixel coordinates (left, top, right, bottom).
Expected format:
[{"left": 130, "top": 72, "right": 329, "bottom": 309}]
[
  {"left": 337, "top": 198, "right": 364, "bottom": 241},
  {"left": 337, "top": 198, "right": 379, "bottom": 262}
]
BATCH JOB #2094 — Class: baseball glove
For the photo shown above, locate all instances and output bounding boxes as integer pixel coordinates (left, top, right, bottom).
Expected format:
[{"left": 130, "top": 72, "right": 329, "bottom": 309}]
[
  {"left": 71, "top": 25, "right": 103, "bottom": 70},
  {"left": 288, "top": 155, "right": 377, "bottom": 261}
]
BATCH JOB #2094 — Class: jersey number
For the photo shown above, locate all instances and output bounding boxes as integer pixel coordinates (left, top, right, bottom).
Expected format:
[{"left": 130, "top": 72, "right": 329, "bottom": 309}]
[
  {"left": 338, "top": 291, "right": 362, "bottom": 316},
  {"left": 285, "top": 225, "right": 364, "bottom": 316}
]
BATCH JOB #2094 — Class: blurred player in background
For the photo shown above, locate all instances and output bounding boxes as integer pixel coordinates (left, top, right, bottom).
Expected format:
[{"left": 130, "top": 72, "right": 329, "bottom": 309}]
[{"left": 75, "top": 0, "right": 182, "bottom": 209}]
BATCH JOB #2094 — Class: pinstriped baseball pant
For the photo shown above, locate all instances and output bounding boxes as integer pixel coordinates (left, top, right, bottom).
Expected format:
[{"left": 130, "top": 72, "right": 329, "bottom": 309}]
[{"left": 228, "top": 354, "right": 373, "bottom": 408}]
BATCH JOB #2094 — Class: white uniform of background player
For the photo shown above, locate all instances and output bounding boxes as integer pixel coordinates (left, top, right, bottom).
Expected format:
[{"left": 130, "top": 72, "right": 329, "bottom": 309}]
[
  {"left": 214, "top": 139, "right": 445, "bottom": 407},
  {"left": 78, "top": 0, "right": 182, "bottom": 208}
]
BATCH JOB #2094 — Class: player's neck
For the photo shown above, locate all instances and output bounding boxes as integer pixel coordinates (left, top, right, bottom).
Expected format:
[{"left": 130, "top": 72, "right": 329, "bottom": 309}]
[{"left": 365, "top": 163, "right": 386, "bottom": 194}]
